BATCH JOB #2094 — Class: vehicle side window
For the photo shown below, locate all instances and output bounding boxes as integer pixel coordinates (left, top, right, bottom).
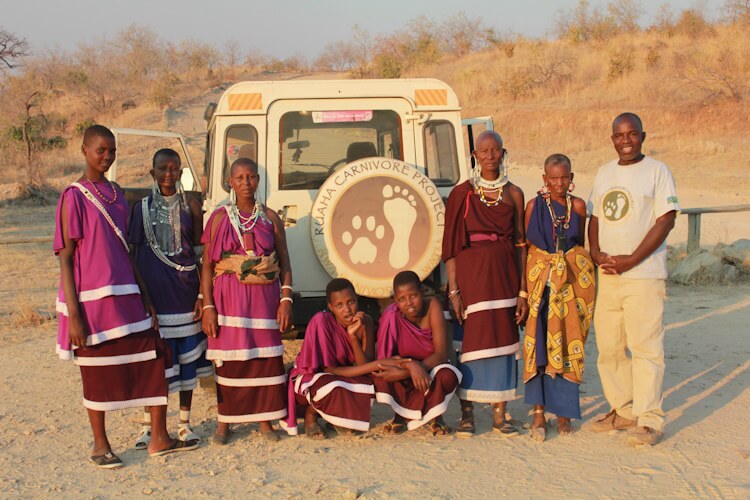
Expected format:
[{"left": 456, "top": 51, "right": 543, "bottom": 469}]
[
  {"left": 424, "top": 120, "right": 459, "bottom": 186},
  {"left": 222, "top": 125, "right": 258, "bottom": 192}
]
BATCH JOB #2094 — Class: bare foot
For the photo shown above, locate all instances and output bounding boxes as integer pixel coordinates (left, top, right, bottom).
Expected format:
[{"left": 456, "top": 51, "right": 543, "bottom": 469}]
[
  {"left": 557, "top": 416, "right": 573, "bottom": 435},
  {"left": 304, "top": 406, "right": 326, "bottom": 439},
  {"left": 212, "top": 422, "right": 231, "bottom": 445}
]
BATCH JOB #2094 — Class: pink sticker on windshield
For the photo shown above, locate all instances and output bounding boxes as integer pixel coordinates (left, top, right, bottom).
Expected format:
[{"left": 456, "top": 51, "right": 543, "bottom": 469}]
[{"left": 312, "top": 111, "right": 373, "bottom": 123}]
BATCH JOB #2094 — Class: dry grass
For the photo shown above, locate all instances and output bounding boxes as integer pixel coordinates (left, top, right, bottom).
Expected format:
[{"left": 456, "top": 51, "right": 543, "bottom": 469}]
[{"left": 408, "top": 24, "right": 750, "bottom": 190}]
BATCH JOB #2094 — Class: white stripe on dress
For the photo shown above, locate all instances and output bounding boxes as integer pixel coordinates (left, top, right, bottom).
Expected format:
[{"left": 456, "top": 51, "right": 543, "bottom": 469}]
[
  {"left": 157, "top": 312, "right": 196, "bottom": 326},
  {"left": 161, "top": 322, "right": 203, "bottom": 339},
  {"left": 459, "top": 342, "right": 520, "bottom": 363},
  {"left": 73, "top": 350, "right": 156, "bottom": 367},
  {"left": 312, "top": 380, "right": 375, "bottom": 402},
  {"left": 313, "top": 408, "right": 370, "bottom": 432},
  {"left": 218, "top": 315, "right": 279, "bottom": 330},
  {"left": 178, "top": 339, "right": 207, "bottom": 364},
  {"left": 83, "top": 396, "right": 167, "bottom": 411},
  {"left": 86, "top": 318, "right": 154, "bottom": 347},
  {"left": 405, "top": 364, "right": 462, "bottom": 430},
  {"left": 215, "top": 374, "right": 287, "bottom": 388},
  {"left": 217, "top": 408, "right": 288, "bottom": 424},
  {"left": 374, "top": 392, "right": 422, "bottom": 420},
  {"left": 206, "top": 345, "right": 284, "bottom": 361},
  {"left": 456, "top": 387, "right": 516, "bottom": 403},
  {"left": 79, "top": 284, "right": 141, "bottom": 302},
  {"left": 463, "top": 297, "right": 518, "bottom": 317}
]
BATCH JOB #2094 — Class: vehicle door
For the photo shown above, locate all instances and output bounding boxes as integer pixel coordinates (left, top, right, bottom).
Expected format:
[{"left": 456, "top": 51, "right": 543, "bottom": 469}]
[{"left": 107, "top": 128, "right": 202, "bottom": 208}]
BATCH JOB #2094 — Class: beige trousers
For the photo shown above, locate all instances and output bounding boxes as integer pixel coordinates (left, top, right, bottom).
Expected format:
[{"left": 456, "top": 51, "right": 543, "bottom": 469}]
[{"left": 594, "top": 272, "right": 667, "bottom": 431}]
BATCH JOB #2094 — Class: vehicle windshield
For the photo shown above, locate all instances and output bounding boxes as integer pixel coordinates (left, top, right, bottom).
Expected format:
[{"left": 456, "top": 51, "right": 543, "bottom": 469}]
[{"left": 279, "top": 110, "right": 403, "bottom": 190}]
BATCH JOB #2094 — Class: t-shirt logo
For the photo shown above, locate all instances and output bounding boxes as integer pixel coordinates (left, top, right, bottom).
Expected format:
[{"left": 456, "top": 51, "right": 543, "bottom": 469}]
[{"left": 602, "top": 189, "right": 631, "bottom": 222}]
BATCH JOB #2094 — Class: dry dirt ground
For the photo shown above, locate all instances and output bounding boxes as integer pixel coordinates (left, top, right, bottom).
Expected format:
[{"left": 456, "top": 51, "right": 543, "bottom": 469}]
[{"left": 0, "top": 200, "right": 749, "bottom": 498}]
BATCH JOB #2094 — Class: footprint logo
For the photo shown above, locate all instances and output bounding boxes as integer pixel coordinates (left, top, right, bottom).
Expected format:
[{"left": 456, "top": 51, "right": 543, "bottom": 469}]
[
  {"left": 602, "top": 190, "right": 630, "bottom": 222},
  {"left": 342, "top": 215, "right": 385, "bottom": 264},
  {"left": 382, "top": 184, "right": 418, "bottom": 269}
]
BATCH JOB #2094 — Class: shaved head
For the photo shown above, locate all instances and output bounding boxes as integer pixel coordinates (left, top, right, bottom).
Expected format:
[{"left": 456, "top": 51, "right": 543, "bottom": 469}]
[
  {"left": 612, "top": 112, "right": 643, "bottom": 134},
  {"left": 83, "top": 124, "right": 114, "bottom": 145},
  {"left": 544, "top": 153, "right": 572, "bottom": 173},
  {"left": 475, "top": 130, "right": 503, "bottom": 149},
  {"left": 152, "top": 148, "right": 181, "bottom": 168},
  {"left": 230, "top": 157, "right": 258, "bottom": 176}
]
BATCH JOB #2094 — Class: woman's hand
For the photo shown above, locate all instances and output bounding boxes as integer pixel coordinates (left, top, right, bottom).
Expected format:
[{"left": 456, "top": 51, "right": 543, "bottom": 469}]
[
  {"left": 347, "top": 311, "right": 366, "bottom": 341},
  {"left": 277, "top": 300, "right": 292, "bottom": 333},
  {"left": 146, "top": 303, "right": 160, "bottom": 332},
  {"left": 404, "top": 360, "right": 431, "bottom": 393},
  {"left": 449, "top": 294, "right": 464, "bottom": 325},
  {"left": 202, "top": 307, "right": 219, "bottom": 339},
  {"left": 515, "top": 297, "right": 529, "bottom": 326},
  {"left": 372, "top": 363, "right": 408, "bottom": 382},
  {"left": 68, "top": 314, "right": 88, "bottom": 349},
  {"left": 193, "top": 297, "right": 204, "bottom": 321}
]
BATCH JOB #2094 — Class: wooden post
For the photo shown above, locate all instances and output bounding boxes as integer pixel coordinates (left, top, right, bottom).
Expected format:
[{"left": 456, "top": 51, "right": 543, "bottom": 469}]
[{"left": 687, "top": 213, "right": 701, "bottom": 253}]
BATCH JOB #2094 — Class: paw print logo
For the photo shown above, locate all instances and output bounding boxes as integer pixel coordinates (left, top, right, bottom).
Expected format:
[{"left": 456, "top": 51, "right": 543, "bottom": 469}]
[
  {"left": 602, "top": 189, "right": 630, "bottom": 222},
  {"left": 341, "top": 215, "right": 385, "bottom": 264}
]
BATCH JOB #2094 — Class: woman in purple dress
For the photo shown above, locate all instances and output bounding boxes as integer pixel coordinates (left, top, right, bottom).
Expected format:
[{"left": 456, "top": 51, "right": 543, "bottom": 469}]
[
  {"left": 201, "top": 158, "right": 294, "bottom": 444},
  {"left": 523, "top": 154, "right": 595, "bottom": 442},
  {"left": 374, "top": 271, "right": 461, "bottom": 435},
  {"left": 128, "top": 149, "right": 212, "bottom": 448},
  {"left": 55, "top": 125, "right": 197, "bottom": 468}
]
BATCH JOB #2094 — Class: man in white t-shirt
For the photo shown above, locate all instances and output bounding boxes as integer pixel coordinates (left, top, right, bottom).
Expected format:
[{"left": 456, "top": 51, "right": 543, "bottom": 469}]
[{"left": 586, "top": 113, "right": 679, "bottom": 447}]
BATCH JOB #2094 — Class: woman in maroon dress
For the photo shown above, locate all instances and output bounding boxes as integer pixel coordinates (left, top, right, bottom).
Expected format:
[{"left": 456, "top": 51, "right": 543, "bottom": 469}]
[{"left": 442, "top": 130, "right": 529, "bottom": 437}]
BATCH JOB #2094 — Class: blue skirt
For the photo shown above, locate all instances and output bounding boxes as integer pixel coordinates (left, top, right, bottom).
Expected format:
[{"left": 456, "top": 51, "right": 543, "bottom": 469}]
[
  {"left": 524, "top": 374, "right": 581, "bottom": 419},
  {"left": 165, "top": 333, "right": 213, "bottom": 393},
  {"left": 454, "top": 322, "right": 517, "bottom": 403}
]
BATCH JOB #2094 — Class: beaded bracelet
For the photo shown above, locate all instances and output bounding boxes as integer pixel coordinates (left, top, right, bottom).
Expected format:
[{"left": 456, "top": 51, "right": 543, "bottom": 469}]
[
  {"left": 280, "top": 297, "right": 293, "bottom": 304},
  {"left": 197, "top": 293, "right": 203, "bottom": 299},
  {"left": 448, "top": 289, "right": 461, "bottom": 299},
  {"left": 202, "top": 304, "right": 216, "bottom": 310},
  {"left": 281, "top": 285, "right": 293, "bottom": 291},
  {"left": 518, "top": 290, "right": 529, "bottom": 299}
]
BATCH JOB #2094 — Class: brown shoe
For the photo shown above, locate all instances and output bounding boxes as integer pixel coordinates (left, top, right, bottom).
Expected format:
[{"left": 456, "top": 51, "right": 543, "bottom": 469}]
[
  {"left": 586, "top": 410, "right": 636, "bottom": 432},
  {"left": 627, "top": 426, "right": 663, "bottom": 447}
]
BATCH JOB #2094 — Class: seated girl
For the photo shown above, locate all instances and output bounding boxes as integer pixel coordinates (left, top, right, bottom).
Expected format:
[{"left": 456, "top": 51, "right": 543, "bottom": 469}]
[
  {"left": 283, "top": 278, "right": 389, "bottom": 439},
  {"left": 374, "top": 271, "right": 461, "bottom": 435}
]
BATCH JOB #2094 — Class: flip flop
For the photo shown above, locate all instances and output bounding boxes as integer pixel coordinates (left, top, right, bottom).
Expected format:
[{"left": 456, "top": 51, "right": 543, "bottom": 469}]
[
  {"left": 149, "top": 438, "right": 200, "bottom": 457},
  {"left": 382, "top": 419, "right": 407, "bottom": 435},
  {"left": 90, "top": 451, "right": 123, "bottom": 469}
]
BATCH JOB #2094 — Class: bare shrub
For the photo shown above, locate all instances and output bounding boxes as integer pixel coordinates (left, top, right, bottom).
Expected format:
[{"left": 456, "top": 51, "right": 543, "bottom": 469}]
[
  {"left": 644, "top": 45, "right": 662, "bottom": 68},
  {"left": 607, "top": 50, "right": 635, "bottom": 81},
  {"left": 674, "top": 9, "right": 716, "bottom": 39},
  {"left": 674, "top": 44, "right": 746, "bottom": 104},
  {"left": 0, "top": 29, "right": 30, "bottom": 70}
]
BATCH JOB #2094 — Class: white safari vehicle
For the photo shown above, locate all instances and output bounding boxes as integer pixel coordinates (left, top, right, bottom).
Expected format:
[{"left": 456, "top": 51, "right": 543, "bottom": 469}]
[{"left": 109, "top": 78, "right": 492, "bottom": 326}]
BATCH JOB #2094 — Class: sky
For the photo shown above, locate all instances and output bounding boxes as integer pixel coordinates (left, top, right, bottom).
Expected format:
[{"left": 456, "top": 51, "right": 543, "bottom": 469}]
[{"left": 1, "top": 0, "right": 718, "bottom": 61}]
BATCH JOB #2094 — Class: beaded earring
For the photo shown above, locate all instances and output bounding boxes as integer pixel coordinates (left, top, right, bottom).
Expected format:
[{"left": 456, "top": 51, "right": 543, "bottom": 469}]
[
  {"left": 568, "top": 182, "right": 575, "bottom": 192},
  {"left": 230, "top": 187, "right": 237, "bottom": 206}
]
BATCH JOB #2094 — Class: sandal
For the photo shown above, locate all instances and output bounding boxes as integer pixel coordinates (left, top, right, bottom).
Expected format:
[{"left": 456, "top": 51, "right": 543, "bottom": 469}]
[
  {"left": 456, "top": 406, "right": 475, "bottom": 438},
  {"left": 382, "top": 419, "right": 407, "bottom": 435},
  {"left": 177, "top": 423, "right": 200, "bottom": 443},
  {"left": 149, "top": 438, "right": 200, "bottom": 457},
  {"left": 529, "top": 409, "right": 546, "bottom": 443},
  {"left": 492, "top": 407, "right": 520, "bottom": 438},
  {"left": 428, "top": 418, "right": 452, "bottom": 436},
  {"left": 90, "top": 451, "right": 123, "bottom": 469},
  {"left": 134, "top": 425, "right": 151, "bottom": 450}
]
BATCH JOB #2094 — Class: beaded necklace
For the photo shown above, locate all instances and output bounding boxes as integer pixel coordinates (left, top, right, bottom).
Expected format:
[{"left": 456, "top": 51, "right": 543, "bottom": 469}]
[
  {"left": 86, "top": 178, "right": 118, "bottom": 204},
  {"left": 478, "top": 186, "right": 503, "bottom": 206},
  {"left": 543, "top": 193, "right": 572, "bottom": 252}
]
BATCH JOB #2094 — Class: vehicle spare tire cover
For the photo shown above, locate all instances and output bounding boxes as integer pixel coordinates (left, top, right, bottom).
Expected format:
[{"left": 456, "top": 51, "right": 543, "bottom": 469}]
[{"left": 310, "top": 157, "right": 446, "bottom": 298}]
